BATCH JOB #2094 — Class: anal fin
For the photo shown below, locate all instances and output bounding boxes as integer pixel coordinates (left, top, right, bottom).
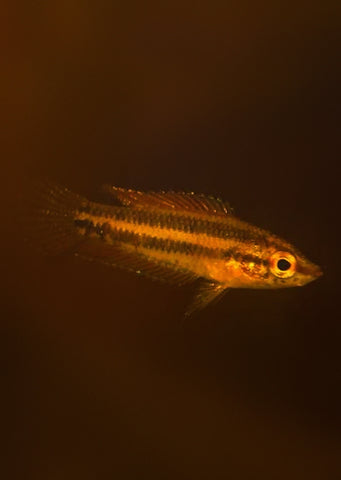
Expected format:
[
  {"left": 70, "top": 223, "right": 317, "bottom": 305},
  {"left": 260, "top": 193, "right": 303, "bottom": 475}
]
[{"left": 75, "top": 239, "right": 198, "bottom": 286}]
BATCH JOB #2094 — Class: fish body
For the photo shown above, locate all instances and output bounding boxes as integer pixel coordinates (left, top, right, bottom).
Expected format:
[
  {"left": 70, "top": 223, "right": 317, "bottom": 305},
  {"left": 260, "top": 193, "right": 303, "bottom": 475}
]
[{"left": 31, "top": 183, "right": 322, "bottom": 314}]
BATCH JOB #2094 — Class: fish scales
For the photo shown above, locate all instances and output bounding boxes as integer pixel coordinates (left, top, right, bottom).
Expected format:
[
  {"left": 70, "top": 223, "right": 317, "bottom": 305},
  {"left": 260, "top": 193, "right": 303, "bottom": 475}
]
[
  {"left": 76, "top": 216, "right": 225, "bottom": 259},
  {"left": 72, "top": 203, "right": 290, "bottom": 285},
  {"left": 75, "top": 205, "right": 262, "bottom": 262},
  {"left": 29, "top": 183, "right": 322, "bottom": 315},
  {"left": 77, "top": 202, "right": 272, "bottom": 247}
]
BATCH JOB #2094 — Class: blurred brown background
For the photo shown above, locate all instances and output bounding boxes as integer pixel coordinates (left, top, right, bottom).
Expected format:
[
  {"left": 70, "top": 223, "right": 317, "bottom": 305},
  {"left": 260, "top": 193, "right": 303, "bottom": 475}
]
[{"left": 1, "top": 2, "right": 341, "bottom": 479}]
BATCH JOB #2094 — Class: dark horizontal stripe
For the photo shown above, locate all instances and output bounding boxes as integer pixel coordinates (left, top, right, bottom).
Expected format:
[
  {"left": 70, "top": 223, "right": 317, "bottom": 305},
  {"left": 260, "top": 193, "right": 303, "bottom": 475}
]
[
  {"left": 74, "top": 218, "right": 109, "bottom": 238},
  {"left": 222, "top": 248, "right": 268, "bottom": 266},
  {"left": 74, "top": 217, "right": 268, "bottom": 266},
  {"left": 75, "top": 217, "right": 221, "bottom": 258},
  {"left": 78, "top": 203, "right": 277, "bottom": 247}
]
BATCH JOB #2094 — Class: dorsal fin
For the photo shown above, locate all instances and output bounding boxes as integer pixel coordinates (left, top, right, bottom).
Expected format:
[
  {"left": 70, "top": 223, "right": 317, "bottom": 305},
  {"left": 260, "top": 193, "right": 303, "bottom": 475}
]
[{"left": 102, "top": 185, "right": 233, "bottom": 217}]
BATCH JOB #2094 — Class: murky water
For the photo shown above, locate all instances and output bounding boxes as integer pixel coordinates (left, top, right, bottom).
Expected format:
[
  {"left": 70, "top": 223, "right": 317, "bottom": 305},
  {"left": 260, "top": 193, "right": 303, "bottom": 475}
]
[{"left": 2, "top": 3, "right": 340, "bottom": 479}]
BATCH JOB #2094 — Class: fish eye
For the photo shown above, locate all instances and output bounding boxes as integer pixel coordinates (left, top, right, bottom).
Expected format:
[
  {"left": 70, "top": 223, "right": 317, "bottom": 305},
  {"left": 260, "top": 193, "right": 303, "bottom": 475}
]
[
  {"left": 277, "top": 258, "right": 291, "bottom": 271},
  {"left": 270, "top": 251, "right": 296, "bottom": 278}
]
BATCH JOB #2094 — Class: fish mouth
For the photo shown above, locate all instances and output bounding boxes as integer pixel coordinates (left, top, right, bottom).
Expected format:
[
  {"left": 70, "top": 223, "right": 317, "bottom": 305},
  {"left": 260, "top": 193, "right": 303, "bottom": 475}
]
[
  {"left": 309, "top": 264, "right": 323, "bottom": 279},
  {"left": 298, "top": 262, "right": 323, "bottom": 281},
  {"left": 314, "top": 266, "right": 323, "bottom": 278}
]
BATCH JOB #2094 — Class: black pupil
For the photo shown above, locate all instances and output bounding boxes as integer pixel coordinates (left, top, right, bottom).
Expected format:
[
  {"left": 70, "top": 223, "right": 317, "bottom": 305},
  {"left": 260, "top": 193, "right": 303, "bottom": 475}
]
[{"left": 277, "top": 258, "right": 291, "bottom": 271}]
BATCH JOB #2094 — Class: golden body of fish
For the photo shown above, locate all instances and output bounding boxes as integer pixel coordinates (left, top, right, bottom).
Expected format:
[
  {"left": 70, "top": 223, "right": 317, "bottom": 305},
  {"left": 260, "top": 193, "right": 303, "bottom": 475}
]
[{"left": 33, "top": 183, "right": 322, "bottom": 315}]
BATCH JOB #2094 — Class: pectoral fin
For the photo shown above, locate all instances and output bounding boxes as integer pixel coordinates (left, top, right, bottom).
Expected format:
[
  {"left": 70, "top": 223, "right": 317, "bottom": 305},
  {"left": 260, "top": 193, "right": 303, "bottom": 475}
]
[{"left": 185, "top": 281, "right": 228, "bottom": 317}]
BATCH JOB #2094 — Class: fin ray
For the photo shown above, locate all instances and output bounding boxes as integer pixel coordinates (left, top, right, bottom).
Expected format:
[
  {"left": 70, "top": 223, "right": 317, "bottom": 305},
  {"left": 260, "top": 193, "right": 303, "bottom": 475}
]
[
  {"left": 75, "top": 240, "right": 198, "bottom": 286},
  {"left": 185, "top": 281, "right": 228, "bottom": 316},
  {"left": 23, "top": 181, "right": 88, "bottom": 254},
  {"left": 102, "top": 185, "right": 233, "bottom": 217}
]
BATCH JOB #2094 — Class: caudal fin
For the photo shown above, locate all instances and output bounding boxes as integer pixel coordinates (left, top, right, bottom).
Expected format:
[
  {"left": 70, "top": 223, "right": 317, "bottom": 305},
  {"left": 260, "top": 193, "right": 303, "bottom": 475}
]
[{"left": 23, "top": 181, "right": 89, "bottom": 254}]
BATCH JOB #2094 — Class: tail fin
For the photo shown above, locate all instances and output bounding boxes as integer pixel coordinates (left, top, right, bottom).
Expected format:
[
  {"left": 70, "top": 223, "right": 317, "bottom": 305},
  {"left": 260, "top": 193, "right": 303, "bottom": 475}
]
[{"left": 23, "top": 181, "right": 88, "bottom": 255}]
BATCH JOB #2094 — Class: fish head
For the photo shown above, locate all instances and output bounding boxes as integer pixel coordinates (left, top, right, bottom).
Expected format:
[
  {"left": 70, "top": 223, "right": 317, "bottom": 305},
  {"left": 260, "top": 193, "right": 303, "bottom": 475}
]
[
  {"left": 263, "top": 248, "right": 323, "bottom": 288},
  {"left": 223, "top": 238, "right": 323, "bottom": 289}
]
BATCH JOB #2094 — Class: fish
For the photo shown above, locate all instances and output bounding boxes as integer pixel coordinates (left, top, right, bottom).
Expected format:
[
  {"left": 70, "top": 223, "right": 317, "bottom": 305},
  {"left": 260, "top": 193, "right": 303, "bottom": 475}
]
[{"left": 28, "top": 182, "right": 323, "bottom": 315}]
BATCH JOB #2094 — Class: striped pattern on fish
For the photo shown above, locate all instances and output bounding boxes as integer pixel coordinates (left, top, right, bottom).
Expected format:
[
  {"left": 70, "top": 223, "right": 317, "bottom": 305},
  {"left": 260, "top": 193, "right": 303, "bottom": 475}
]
[{"left": 28, "top": 182, "right": 322, "bottom": 315}]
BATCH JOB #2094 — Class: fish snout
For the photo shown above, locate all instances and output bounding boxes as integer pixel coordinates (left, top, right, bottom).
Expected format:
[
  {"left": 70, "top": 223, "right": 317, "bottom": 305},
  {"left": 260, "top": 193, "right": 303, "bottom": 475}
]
[{"left": 297, "top": 261, "right": 323, "bottom": 285}]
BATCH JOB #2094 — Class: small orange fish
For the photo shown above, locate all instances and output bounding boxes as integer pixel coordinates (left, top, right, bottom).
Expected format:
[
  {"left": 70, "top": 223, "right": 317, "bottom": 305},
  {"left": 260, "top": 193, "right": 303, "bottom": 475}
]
[{"left": 29, "top": 183, "right": 322, "bottom": 315}]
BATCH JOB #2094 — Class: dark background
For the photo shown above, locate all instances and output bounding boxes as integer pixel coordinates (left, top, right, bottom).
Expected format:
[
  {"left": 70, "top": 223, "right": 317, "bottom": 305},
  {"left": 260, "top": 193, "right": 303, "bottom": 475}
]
[{"left": 1, "top": 2, "right": 340, "bottom": 479}]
